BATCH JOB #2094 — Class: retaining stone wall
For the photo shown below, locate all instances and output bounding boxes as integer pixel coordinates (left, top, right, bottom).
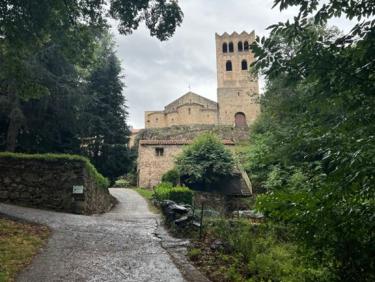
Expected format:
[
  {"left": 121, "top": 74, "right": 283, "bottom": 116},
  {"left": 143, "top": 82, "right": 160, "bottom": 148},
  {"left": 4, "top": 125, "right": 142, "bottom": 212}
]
[{"left": 0, "top": 157, "right": 114, "bottom": 214}]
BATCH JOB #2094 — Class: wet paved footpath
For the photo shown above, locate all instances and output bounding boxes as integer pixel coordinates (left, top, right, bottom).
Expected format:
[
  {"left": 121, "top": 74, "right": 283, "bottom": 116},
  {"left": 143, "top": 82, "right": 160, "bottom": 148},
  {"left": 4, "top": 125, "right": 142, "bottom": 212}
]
[{"left": 0, "top": 188, "right": 202, "bottom": 282}]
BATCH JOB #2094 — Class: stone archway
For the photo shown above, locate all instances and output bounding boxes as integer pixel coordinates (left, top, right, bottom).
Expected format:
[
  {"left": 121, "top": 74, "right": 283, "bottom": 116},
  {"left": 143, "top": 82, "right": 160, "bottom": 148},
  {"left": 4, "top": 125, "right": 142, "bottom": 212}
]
[{"left": 234, "top": 112, "right": 247, "bottom": 127}]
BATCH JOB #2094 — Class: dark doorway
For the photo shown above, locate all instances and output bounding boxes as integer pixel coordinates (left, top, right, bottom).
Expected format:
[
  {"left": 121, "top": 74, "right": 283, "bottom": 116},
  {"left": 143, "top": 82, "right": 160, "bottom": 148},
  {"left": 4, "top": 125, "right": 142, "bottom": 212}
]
[{"left": 234, "top": 112, "right": 247, "bottom": 127}]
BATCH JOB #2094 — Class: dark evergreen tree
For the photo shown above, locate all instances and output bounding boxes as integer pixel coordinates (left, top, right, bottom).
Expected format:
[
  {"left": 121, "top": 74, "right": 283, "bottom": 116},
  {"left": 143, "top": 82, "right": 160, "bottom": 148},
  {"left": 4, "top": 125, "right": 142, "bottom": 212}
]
[{"left": 81, "top": 48, "right": 133, "bottom": 182}]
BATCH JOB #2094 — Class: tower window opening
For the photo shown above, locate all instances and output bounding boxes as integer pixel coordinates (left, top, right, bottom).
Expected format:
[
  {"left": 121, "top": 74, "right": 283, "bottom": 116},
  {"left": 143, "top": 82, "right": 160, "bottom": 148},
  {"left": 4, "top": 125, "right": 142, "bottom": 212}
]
[
  {"left": 222, "top": 43, "right": 228, "bottom": 53},
  {"left": 188, "top": 108, "right": 191, "bottom": 114},
  {"left": 238, "top": 41, "right": 243, "bottom": 51},
  {"left": 226, "top": 60, "right": 232, "bottom": 71},
  {"left": 241, "top": 60, "right": 248, "bottom": 70},
  {"left": 244, "top": 41, "right": 249, "bottom": 51},
  {"left": 228, "top": 42, "right": 234, "bottom": 52}
]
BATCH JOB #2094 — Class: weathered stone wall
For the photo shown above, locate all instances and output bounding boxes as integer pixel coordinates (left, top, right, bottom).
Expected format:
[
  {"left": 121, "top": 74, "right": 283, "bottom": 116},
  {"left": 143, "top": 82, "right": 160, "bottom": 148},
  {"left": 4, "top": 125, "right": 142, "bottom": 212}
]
[
  {"left": 217, "top": 88, "right": 260, "bottom": 126},
  {"left": 145, "top": 111, "right": 167, "bottom": 128},
  {"left": 135, "top": 125, "right": 250, "bottom": 147},
  {"left": 0, "top": 157, "right": 114, "bottom": 214},
  {"left": 138, "top": 144, "right": 182, "bottom": 188}
]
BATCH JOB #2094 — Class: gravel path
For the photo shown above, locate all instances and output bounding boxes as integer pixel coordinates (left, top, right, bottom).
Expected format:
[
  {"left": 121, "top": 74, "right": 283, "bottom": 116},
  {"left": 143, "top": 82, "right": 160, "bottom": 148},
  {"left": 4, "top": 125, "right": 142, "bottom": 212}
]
[{"left": 0, "top": 188, "right": 203, "bottom": 282}]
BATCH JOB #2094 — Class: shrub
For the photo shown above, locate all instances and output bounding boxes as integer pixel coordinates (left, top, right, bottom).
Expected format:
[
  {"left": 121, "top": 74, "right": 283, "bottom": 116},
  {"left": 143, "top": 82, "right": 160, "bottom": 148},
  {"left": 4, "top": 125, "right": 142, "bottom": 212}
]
[
  {"left": 154, "top": 182, "right": 193, "bottom": 205},
  {"left": 113, "top": 178, "right": 130, "bottom": 188},
  {"left": 161, "top": 168, "right": 180, "bottom": 186},
  {"left": 187, "top": 248, "right": 202, "bottom": 261},
  {"left": 176, "top": 133, "right": 235, "bottom": 189}
]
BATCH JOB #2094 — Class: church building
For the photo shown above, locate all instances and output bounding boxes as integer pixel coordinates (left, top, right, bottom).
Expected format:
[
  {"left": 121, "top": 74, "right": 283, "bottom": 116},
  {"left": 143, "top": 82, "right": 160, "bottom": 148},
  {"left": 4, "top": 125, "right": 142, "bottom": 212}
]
[
  {"left": 145, "top": 31, "right": 260, "bottom": 129},
  {"left": 137, "top": 31, "right": 260, "bottom": 188}
]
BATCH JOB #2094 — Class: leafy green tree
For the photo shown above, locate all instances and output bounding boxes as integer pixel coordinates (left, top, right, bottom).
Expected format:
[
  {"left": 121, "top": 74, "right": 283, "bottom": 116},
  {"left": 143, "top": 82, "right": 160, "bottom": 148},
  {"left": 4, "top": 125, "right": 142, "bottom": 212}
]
[
  {"left": 176, "top": 133, "right": 235, "bottom": 189},
  {"left": 0, "top": 0, "right": 183, "bottom": 151},
  {"left": 247, "top": 1, "right": 375, "bottom": 280}
]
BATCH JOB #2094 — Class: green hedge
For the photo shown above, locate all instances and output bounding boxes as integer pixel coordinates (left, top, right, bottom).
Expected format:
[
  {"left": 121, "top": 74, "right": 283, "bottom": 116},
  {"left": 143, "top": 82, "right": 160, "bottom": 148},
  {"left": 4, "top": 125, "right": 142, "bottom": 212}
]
[
  {"left": 154, "top": 182, "right": 193, "bottom": 205},
  {"left": 0, "top": 152, "right": 109, "bottom": 189}
]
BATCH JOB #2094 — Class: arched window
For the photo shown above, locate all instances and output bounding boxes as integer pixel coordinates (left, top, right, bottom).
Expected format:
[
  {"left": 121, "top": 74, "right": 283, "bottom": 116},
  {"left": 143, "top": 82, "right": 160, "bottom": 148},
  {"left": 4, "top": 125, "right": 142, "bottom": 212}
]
[
  {"left": 241, "top": 60, "right": 248, "bottom": 70},
  {"left": 244, "top": 41, "right": 249, "bottom": 51},
  {"left": 188, "top": 108, "right": 191, "bottom": 114},
  {"left": 235, "top": 112, "right": 247, "bottom": 127},
  {"left": 228, "top": 42, "right": 234, "bottom": 52},
  {"left": 238, "top": 41, "right": 243, "bottom": 52},
  {"left": 226, "top": 60, "right": 232, "bottom": 71},
  {"left": 222, "top": 43, "right": 228, "bottom": 53}
]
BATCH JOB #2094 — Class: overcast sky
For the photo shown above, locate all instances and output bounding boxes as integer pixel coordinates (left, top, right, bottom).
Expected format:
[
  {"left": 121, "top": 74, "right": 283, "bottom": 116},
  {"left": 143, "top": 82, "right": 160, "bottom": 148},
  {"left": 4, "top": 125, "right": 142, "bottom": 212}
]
[{"left": 112, "top": 0, "right": 354, "bottom": 128}]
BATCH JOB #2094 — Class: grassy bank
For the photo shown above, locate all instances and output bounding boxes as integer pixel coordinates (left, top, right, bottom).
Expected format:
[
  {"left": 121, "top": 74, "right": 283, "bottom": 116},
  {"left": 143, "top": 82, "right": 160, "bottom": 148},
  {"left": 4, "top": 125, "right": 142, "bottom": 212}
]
[{"left": 0, "top": 216, "right": 50, "bottom": 282}]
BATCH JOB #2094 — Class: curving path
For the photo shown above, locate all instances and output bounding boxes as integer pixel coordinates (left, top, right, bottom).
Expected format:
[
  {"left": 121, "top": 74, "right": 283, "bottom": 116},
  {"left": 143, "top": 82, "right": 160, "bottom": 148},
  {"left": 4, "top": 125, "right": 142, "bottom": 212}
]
[{"left": 0, "top": 188, "right": 203, "bottom": 282}]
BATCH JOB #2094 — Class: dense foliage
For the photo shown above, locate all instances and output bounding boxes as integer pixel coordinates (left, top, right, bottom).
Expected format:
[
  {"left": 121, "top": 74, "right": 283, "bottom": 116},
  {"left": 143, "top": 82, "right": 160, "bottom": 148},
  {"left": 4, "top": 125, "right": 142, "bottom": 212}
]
[
  {"left": 161, "top": 168, "right": 180, "bottom": 186},
  {"left": 176, "top": 133, "right": 235, "bottom": 190},
  {"left": 1, "top": 1, "right": 183, "bottom": 179},
  {"left": 247, "top": 0, "right": 375, "bottom": 280},
  {"left": 192, "top": 220, "right": 331, "bottom": 282},
  {"left": 80, "top": 39, "right": 134, "bottom": 181},
  {"left": 154, "top": 182, "right": 193, "bottom": 205}
]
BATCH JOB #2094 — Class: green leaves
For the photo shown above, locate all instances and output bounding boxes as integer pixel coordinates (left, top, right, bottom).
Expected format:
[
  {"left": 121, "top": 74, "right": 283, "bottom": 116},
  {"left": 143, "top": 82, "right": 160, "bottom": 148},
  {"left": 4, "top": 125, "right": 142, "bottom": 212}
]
[
  {"left": 109, "top": 0, "right": 183, "bottom": 41},
  {"left": 176, "top": 133, "right": 235, "bottom": 189},
  {"left": 246, "top": 1, "right": 375, "bottom": 279}
]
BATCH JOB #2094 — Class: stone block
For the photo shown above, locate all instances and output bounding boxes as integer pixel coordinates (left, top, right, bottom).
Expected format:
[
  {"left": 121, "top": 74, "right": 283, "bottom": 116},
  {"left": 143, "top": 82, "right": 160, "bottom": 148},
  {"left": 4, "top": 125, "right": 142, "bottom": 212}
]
[{"left": 0, "top": 191, "right": 8, "bottom": 199}]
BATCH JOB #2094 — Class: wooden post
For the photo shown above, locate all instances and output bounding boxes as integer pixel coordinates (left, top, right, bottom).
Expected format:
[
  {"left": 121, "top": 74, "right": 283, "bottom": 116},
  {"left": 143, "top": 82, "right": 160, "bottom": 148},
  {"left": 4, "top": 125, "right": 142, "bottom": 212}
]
[{"left": 199, "top": 201, "right": 204, "bottom": 239}]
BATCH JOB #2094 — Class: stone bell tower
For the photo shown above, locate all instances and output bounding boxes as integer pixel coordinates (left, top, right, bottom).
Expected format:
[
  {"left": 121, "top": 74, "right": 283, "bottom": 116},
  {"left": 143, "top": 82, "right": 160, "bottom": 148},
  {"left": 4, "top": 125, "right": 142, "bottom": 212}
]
[{"left": 215, "top": 31, "right": 260, "bottom": 127}]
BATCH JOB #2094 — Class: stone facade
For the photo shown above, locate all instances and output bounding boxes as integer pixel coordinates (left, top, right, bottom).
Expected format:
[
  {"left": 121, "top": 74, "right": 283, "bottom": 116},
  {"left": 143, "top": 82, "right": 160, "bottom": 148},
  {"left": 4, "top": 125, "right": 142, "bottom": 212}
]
[
  {"left": 145, "top": 92, "right": 219, "bottom": 128},
  {"left": 144, "top": 31, "right": 260, "bottom": 129},
  {"left": 0, "top": 157, "right": 115, "bottom": 214},
  {"left": 137, "top": 139, "right": 235, "bottom": 188},
  {"left": 216, "top": 31, "right": 260, "bottom": 126}
]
